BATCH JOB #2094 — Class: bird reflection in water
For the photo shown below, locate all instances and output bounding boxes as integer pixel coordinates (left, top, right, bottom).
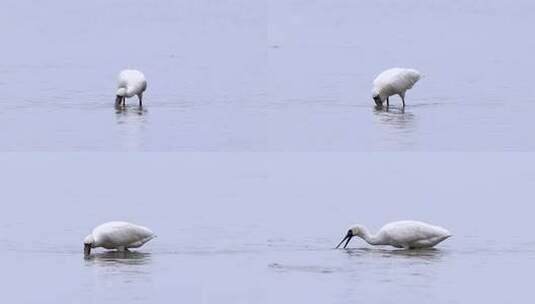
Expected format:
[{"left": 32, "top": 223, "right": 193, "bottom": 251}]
[
  {"left": 115, "top": 104, "right": 147, "bottom": 121},
  {"left": 114, "top": 105, "right": 148, "bottom": 149},
  {"left": 84, "top": 251, "right": 152, "bottom": 266},
  {"left": 84, "top": 251, "right": 152, "bottom": 285},
  {"left": 344, "top": 247, "right": 444, "bottom": 262},
  {"left": 115, "top": 104, "right": 147, "bottom": 130},
  {"left": 373, "top": 104, "right": 416, "bottom": 130}
]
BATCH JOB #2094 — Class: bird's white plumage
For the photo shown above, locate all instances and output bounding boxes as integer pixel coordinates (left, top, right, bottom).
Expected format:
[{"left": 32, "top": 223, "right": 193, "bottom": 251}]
[
  {"left": 85, "top": 221, "right": 155, "bottom": 251},
  {"left": 342, "top": 220, "right": 450, "bottom": 249},
  {"left": 117, "top": 69, "right": 147, "bottom": 98},
  {"left": 372, "top": 68, "right": 421, "bottom": 106}
]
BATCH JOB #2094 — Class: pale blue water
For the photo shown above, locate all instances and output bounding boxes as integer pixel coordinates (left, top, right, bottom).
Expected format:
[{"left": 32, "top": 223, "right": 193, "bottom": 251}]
[
  {"left": 2, "top": 153, "right": 535, "bottom": 303},
  {"left": 1, "top": 0, "right": 535, "bottom": 303},
  {"left": 1, "top": 0, "right": 535, "bottom": 151}
]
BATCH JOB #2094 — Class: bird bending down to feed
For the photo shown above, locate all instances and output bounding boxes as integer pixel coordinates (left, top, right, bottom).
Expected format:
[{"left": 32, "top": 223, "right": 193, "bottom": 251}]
[
  {"left": 115, "top": 69, "right": 147, "bottom": 107},
  {"left": 84, "top": 221, "right": 156, "bottom": 255},
  {"left": 372, "top": 68, "right": 421, "bottom": 107},
  {"left": 336, "top": 220, "right": 450, "bottom": 250}
]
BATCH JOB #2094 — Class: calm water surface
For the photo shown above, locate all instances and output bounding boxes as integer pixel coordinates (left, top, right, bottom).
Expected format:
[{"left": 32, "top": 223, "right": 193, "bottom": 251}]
[
  {"left": 1, "top": 154, "right": 535, "bottom": 303},
  {"left": 1, "top": 0, "right": 535, "bottom": 150},
  {"left": 1, "top": 0, "right": 535, "bottom": 303}
]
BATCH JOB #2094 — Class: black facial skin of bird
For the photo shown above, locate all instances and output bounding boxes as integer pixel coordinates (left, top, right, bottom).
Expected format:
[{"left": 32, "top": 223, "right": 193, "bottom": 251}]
[
  {"left": 84, "top": 243, "right": 91, "bottom": 256},
  {"left": 336, "top": 230, "right": 354, "bottom": 249},
  {"left": 115, "top": 95, "right": 123, "bottom": 106},
  {"left": 373, "top": 96, "right": 383, "bottom": 106}
]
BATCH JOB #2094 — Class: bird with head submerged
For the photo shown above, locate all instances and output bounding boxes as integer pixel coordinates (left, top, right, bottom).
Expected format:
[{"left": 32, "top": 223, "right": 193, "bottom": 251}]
[
  {"left": 115, "top": 69, "right": 147, "bottom": 107},
  {"left": 84, "top": 221, "right": 156, "bottom": 256},
  {"left": 372, "top": 68, "right": 421, "bottom": 107},
  {"left": 336, "top": 220, "right": 451, "bottom": 250}
]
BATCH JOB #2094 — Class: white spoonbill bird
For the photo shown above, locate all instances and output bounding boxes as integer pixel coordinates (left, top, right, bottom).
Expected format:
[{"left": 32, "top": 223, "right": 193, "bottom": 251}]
[
  {"left": 336, "top": 220, "right": 450, "bottom": 250},
  {"left": 372, "top": 68, "right": 421, "bottom": 107},
  {"left": 115, "top": 69, "right": 147, "bottom": 107},
  {"left": 84, "top": 221, "right": 155, "bottom": 255}
]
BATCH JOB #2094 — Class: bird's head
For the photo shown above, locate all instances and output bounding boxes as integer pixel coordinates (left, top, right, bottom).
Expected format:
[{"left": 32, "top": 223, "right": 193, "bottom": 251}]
[
  {"left": 83, "top": 234, "right": 95, "bottom": 256},
  {"left": 115, "top": 88, "right": 126, "bottom": 104},
  {"left": 372, "top": 92, "right": 383, "bottom": 106},
  {"left": 116, "top": 88, "right": 126, "bottom": 97},
  {"left": 336, "top": 225, "right": 364, "bottom": 248},
  {"left": 335, "top": 225, "right": 362, "bottom": 249}
]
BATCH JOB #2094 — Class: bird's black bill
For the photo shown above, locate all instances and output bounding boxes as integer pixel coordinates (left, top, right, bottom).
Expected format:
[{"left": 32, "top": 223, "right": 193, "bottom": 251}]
[
  {"left": 84, "top": 244, "right": 91, "bottom": 256},
  {"left": 335, "top": 230, "right": 353, "bottom": 249},
  {"left": 373, "top": 97, "right": 382, "bottom": 106}
]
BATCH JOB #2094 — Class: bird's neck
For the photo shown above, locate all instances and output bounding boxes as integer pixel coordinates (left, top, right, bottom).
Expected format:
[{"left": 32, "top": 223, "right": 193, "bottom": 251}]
[{"left": 358, "top": 226, "right": 381, "bottom": 245}]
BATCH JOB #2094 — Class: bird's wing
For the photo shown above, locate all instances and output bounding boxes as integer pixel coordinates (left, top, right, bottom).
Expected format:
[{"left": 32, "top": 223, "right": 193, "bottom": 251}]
[
  {"left": 395, "top": 69, "right": 421, "bottom": 91},
  {"left": 120, "top": 71, "right": 146, "bottom": 95},
  {"left": 382, "top": 221, "right": 440, "bottom": 244},
  {"left": 95, "top": 222, "right": 154, "bottom": 247},
  {"left": 133, "top": 78, "right": 147, "bottom": 94},
  {"left": 140, "top": 79, "right": 147, "bottom": 92},
  {"left": 374, "top": 68, "right": 420, "bottom": 95},
  {"left": 117, "top": 73, "right": 129, "bottom": 88}
]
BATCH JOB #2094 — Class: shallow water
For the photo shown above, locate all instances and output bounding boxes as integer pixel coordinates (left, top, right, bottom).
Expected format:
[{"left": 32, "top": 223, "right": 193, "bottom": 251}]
[
  {"left": 1, "top": 0, "right": 535, "bottom": 303},
  {"left": 1, "top": 154, "right": 535, "bottom": 303},
  {"left": 2, "top": 0, "right": 535, "bottom": 151}
]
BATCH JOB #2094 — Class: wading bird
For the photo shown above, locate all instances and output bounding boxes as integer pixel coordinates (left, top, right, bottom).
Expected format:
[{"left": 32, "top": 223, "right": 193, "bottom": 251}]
[
  {"left": 372, "top": 68, "right": 421, "bottom": 107},
  {"left": 115, "top": 69, "right": 147, "bottom": 107},
  {"left": 336, "top": 220, "right": 450, "bottom": 250},
  {"left": 84, "top": 221, "right": 155, "bottom": 255}
]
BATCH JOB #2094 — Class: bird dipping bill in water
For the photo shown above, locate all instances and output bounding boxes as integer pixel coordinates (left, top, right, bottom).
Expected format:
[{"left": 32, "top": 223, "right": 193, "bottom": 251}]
[
  {"left": 336, "top": 220, "right": 451, "bottom": 250},
  {"left": 372, "top": 68, "right": 421, "bottom": 107},
  {"left": 115, "top": 69, "right": 147, "bottom": 107},
  {"left": 83, "top": 221, "right": 156, "bottom": 255}
]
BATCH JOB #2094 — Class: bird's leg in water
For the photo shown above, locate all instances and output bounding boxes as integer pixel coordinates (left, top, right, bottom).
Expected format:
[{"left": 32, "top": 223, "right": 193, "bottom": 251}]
[
  {"left": 123, "top": 96, "right": 126, "bottom": 106},
  {"left": 386, "top": 97, "right": 389, "bottom": 107},
  {"left": 138, "top": 93, "right": 143, "bottom": 107},
  {"left": 400, "top": 92, "right": 405, "bottom": 107}
]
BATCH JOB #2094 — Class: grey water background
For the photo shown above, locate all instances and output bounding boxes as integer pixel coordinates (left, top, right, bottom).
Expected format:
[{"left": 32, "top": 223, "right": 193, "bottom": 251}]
[
  {"left": 1, "top": 153, "right": 535, "bottom": 303},
  {"left": 1, "top": 0, "right": 535, "bottom": 151},
  {"left": 2, "top": 0, "right": 535, "bottom": 303}
]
